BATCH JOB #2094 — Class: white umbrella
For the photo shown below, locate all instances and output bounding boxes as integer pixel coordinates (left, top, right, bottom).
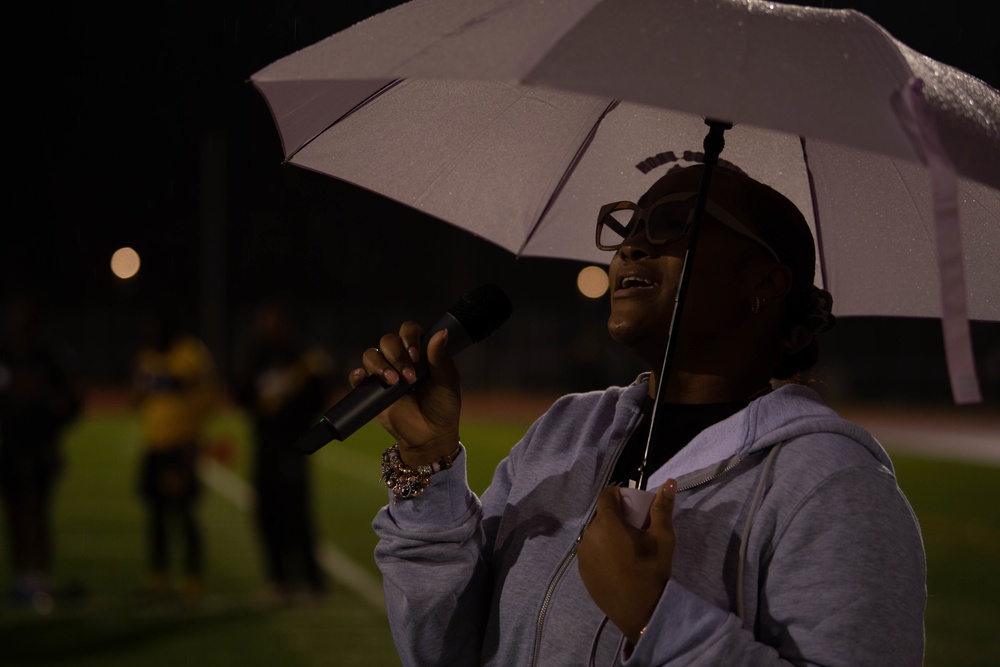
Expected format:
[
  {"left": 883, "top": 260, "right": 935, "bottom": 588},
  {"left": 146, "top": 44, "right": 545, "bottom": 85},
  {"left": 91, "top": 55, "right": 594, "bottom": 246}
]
[{"left": 250, "top": 0, "right": 1000, "bottom": 403}]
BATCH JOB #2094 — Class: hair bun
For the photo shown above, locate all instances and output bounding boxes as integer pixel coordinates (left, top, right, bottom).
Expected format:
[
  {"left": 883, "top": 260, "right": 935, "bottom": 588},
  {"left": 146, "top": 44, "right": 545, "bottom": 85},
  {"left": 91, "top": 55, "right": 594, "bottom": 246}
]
[{"left": 782, "top": 287, "right": 835, "bottom": 353}]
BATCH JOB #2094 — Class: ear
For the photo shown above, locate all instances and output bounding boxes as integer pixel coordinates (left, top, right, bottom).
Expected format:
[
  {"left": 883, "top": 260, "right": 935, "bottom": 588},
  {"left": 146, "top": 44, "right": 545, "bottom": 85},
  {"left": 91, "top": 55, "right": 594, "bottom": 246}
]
[{"left": 748, "top": 261, "right": 793, "bottom": 303}]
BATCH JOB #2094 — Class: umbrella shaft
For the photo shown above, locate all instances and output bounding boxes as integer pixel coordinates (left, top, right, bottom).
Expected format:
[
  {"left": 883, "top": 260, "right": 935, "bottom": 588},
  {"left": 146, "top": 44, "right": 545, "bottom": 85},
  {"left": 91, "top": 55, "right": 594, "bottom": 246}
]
[{"left": 637, "top": 120, "right": 732, "bottom": 489}]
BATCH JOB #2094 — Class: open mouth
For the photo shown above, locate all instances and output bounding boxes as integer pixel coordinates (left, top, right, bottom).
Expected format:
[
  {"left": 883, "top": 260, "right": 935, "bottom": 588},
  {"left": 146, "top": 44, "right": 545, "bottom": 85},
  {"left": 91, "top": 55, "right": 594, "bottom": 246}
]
[
  {"left": 617, "top": 275, "right": 658, "bottom": 290},
  {"left": 621, "top": 276, "right": 654, "bottom": 288}
]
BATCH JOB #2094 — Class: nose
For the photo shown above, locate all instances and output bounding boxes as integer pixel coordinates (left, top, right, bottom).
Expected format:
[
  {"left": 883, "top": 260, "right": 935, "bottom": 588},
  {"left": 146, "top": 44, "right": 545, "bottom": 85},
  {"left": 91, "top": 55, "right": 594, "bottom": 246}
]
[
  {"left": 617, "top": 217, "right": 656, "bottom": 259},
  {"left": 617, "top": 239, "right": 647, "bottom": 259}
]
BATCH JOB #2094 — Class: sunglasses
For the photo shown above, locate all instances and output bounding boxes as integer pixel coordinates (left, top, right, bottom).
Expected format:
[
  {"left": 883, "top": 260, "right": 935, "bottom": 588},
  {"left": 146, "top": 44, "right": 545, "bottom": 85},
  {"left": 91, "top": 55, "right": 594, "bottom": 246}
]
[{"left": 596, "top": 191, "right": 779, "bottom": 261}]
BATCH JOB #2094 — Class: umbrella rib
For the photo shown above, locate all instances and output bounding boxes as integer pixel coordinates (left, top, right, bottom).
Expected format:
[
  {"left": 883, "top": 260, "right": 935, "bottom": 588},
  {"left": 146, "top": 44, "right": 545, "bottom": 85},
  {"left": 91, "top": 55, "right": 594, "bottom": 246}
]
[
  {"left": 516, "top": 99, "right": 621, "bottom": 257},
  {"left": 886, "top": 159, "right": 936, "bottom": 246},
  {"left": 286, "top": 79, "right": 404, "bottom": 162}
]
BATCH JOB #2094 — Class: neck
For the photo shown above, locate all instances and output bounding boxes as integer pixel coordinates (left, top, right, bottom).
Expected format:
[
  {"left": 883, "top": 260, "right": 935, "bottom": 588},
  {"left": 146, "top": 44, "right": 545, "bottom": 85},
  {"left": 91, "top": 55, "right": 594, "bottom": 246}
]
[
  {"left": 645, "top": 334, "right": 777, "bottom": 405},
  {"left": 648, "top": 369, "right": 772, "bottom": 404}
]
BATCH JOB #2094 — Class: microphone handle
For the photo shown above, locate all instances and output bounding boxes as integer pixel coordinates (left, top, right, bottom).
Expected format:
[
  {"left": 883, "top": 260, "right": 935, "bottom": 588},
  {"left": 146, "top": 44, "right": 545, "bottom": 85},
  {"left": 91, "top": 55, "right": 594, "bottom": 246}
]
[
  {"left": 320, "top": 370, "right": 425, "bottom": 443},
  {"left": 297, "top": 312, "right": 471, "bottom": 452}
]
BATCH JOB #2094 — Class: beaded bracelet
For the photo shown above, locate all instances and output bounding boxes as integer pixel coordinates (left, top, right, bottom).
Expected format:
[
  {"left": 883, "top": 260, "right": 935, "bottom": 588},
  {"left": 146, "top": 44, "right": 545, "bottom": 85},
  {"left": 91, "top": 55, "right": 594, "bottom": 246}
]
[{"left": 380, "top": 443, "right": 460, "bottom": 504}]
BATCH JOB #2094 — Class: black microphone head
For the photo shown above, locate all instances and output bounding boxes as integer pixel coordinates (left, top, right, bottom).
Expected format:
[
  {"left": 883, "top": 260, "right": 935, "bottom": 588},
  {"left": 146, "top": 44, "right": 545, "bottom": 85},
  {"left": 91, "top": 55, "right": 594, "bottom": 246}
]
[{"left": 449, "top": 283, "right": 513, "bottom": 342}]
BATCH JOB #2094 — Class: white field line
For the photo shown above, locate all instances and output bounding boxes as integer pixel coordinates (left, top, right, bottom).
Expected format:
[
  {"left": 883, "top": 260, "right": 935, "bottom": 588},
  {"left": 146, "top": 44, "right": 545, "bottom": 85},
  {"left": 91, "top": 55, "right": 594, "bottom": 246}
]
[
  {"left": 317, "top": 544, "right": 386, "bottom": 612},
  {"left": 198, "top": 458, "right": 386, "bottom": 614},
  {"left": 199, "top": 458, "right": 254, "bottom": 510},
  {"left": 878, "top": 428, "right": 1000, "bottom": 465},
  {"left": 313, "top": 444, "right": 382, "bottom": 485}
]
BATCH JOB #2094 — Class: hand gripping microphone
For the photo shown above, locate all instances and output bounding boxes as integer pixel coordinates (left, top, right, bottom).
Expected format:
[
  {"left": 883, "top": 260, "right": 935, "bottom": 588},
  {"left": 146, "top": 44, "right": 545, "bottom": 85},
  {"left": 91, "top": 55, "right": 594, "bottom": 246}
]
[{"left": 294, "top": 283, "right": 513, "bottom": 454}]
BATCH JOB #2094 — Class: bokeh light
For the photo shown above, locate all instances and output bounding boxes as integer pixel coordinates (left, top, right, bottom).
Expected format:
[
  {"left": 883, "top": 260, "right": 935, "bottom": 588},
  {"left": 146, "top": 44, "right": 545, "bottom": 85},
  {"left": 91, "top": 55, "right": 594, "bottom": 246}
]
[
  {"left": 111, "top": 247, "right": 141, "bottom": 280},
  {"left": 576, "top": 265, "right": 608, "bottom": 299}
]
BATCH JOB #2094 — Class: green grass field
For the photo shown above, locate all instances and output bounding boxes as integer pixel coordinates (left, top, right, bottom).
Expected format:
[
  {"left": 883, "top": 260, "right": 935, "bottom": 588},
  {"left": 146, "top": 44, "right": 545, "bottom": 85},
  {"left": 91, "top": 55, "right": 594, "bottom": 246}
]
[{"left": 1, "top": 407, "right": 997, "bottom": 666}]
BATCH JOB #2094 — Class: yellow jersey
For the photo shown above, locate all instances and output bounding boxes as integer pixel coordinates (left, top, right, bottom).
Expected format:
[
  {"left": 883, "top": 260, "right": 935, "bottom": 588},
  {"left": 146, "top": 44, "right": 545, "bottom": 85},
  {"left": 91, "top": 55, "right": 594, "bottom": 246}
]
[{"left": 134, "top": 335, "right": 219, "bottom": 450}]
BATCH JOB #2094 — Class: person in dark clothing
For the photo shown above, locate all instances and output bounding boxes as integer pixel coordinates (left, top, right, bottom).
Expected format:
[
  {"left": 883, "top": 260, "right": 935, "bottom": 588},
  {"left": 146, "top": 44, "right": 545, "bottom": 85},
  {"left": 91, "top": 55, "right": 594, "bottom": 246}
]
[
  {"left": 234, "top": 296, "right": 336, "bottom": 602},
  {"left": 0, "top": 296, "right": 81, "bottom": 611}
]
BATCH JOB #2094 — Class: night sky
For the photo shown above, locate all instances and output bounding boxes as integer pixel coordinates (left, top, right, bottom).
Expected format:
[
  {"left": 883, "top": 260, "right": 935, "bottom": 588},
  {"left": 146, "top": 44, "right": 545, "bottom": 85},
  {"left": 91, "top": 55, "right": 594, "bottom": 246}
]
[{"left": 6, "top": 0, "right": 999, "bottom": 400}]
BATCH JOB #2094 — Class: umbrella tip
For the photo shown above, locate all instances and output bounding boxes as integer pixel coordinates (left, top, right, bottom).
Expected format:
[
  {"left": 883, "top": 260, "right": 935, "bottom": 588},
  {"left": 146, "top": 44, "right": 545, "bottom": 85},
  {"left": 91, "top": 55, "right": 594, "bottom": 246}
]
[{"left": 702, "top": 119, "right": 733, "bottom": 165}]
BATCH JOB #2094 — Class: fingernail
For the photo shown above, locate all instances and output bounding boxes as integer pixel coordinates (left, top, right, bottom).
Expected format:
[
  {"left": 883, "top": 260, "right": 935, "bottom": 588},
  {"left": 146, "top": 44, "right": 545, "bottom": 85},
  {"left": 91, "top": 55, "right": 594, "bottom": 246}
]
[
  {"left": 657, "top": 480, "right": 675, "bottom": 498},
  {"left": 383, "top": 368, "right": 399, "bottom": 384},
  {"left": 402, "top": 367, "right": 417, "bottom": 383},
  {"left": 407, "top": 345, "right": 419, "bottom": 362}
]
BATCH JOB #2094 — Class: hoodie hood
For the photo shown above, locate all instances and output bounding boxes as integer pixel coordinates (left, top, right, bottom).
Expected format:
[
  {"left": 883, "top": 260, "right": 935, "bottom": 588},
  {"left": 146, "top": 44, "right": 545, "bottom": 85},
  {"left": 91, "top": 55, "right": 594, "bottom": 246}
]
[{"left": 646, "top": 383, "right": 893, "bottom": 490}]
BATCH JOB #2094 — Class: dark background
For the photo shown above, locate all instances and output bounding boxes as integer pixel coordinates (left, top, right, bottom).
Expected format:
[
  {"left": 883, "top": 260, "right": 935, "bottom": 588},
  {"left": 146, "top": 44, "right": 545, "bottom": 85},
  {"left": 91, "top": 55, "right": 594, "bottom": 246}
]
[{"left": 5, "top": 0, "right": 999, "bottom": 404}]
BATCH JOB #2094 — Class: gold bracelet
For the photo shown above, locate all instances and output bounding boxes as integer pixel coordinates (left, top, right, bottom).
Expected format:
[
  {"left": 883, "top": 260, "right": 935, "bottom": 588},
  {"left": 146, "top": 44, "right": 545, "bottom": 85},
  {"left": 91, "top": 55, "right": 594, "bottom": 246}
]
[{"left": 380, "top": 443, "right": 460, "bottom": 504}]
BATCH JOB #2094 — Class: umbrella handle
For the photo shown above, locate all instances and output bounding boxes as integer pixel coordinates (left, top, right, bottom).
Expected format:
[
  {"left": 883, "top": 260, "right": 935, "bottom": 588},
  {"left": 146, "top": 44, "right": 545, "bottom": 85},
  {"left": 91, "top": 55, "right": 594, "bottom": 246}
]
[{"left": 636, "top": 119, "right": 732, "bottom": 490}]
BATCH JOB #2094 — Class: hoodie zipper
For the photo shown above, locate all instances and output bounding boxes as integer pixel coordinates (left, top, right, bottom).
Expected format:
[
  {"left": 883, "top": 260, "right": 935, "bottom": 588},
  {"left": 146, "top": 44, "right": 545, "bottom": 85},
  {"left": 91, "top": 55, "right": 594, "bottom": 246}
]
[
  {"left": 530, "top": 411, "right": 647, "bottom": 667},
  {"left": 675, "top": 453, "right": 750, "bottom": 492}
]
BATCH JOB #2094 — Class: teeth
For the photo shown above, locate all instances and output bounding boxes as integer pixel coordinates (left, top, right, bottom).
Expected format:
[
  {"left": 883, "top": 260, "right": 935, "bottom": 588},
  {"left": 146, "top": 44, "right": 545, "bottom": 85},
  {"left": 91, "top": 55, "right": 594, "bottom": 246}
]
[{"left": 622, "top": 276, "right": 653, "bottom": 288}]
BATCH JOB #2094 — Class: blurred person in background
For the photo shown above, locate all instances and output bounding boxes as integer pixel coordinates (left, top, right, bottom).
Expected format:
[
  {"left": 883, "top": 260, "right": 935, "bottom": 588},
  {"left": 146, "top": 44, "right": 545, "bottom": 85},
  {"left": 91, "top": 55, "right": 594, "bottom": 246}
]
[
  {"left": 233, "top": 295, "right": 335, "bottom": 603},
  {"left": 0, "top": 295, "right": 82, "bottom": 611},
  {"left": 132, "top": 300, "right": 220, "bottom": 603}
]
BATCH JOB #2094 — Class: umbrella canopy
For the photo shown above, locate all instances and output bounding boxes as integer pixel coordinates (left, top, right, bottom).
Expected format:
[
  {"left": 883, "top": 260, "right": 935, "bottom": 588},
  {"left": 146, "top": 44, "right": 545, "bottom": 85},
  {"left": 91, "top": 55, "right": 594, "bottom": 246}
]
[{"left": 250, "top": 0, "right": 1000, "bottom": 403}]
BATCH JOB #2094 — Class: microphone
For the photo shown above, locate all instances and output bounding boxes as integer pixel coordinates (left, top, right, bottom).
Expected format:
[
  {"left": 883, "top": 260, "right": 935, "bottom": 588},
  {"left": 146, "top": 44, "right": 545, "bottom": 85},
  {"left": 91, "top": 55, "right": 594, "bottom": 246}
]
[{"left": 294, "top": 283, "right": 513, "bottom": 454}]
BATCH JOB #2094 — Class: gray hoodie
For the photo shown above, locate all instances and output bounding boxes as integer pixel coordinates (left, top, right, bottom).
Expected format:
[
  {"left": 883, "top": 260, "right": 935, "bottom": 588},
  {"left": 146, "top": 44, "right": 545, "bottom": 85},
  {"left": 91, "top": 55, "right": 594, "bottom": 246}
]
[{"left": 373, "top": 380, "right": 926, "bottom": 666}]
